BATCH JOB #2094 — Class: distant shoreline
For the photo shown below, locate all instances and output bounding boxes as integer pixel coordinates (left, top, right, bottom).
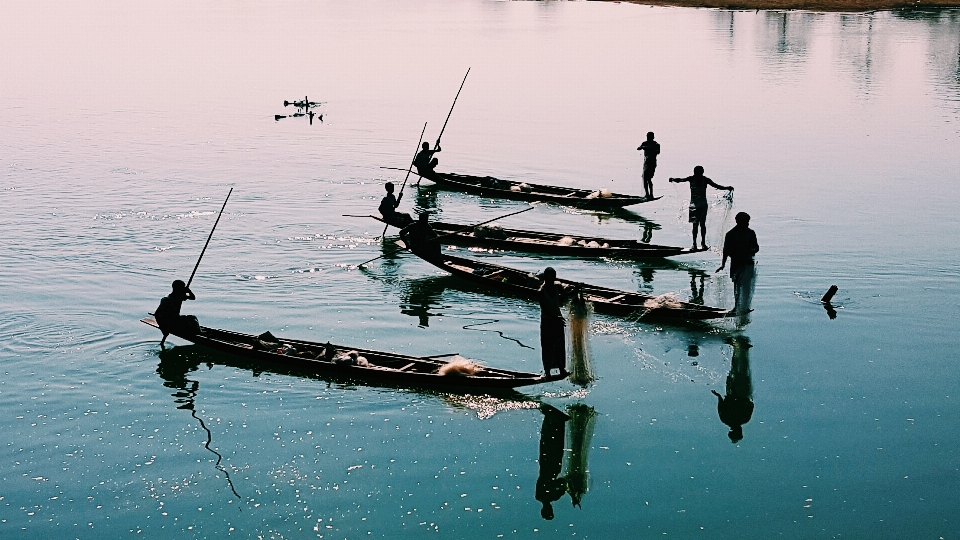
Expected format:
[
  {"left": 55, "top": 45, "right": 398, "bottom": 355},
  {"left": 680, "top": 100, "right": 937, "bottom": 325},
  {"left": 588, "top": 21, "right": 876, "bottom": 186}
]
[{"left": 598, "top": 0, "right": 960, "bottom": 12}]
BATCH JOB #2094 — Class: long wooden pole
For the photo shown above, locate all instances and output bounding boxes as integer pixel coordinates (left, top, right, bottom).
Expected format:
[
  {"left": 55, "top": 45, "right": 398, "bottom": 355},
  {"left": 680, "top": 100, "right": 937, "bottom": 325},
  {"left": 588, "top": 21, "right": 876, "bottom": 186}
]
[
  {"left": 435, "top": 68, "right": 470, "bottom": 148},
  {"left": 379, "top": 122, "right": 428, "bottom": 240},
  {"left": 357, "top": 206, "right": 532, "bottom": 268},
  {"left": 186, "top": 188, "right": 233, "bottom": 288}
]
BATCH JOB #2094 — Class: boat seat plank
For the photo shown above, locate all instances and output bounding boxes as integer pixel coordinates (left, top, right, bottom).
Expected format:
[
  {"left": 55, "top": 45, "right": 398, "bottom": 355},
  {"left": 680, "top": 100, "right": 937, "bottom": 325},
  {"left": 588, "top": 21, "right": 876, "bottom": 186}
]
[{"left": 397, "top": 363, "right": 417, "bottom": 372}]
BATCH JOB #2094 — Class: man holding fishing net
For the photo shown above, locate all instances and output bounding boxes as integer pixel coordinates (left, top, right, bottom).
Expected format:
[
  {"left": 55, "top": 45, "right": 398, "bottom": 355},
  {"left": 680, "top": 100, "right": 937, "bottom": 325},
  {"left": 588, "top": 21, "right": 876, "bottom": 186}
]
[
  {"left": 537, "top": 267, "right": 597, "bottom": 384},
  {"left": 670, "top": 166, "right": 734, "bottom": 251}
]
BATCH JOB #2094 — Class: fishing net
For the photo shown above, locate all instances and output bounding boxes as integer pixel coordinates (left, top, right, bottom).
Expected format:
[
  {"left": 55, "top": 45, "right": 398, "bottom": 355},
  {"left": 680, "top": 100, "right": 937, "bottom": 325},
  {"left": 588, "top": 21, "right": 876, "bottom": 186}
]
[
  {"left": 563, "top": 404, "right": 596, "bottom": 508},
  {"left": 710, "top": 190, "right": 735, "bottom": 252},
  {"left": 627, "top": 292, "right": 684, "bottom": 321},
  {"left": 567, "top": 292, "right": 596, "bottom": 386}
]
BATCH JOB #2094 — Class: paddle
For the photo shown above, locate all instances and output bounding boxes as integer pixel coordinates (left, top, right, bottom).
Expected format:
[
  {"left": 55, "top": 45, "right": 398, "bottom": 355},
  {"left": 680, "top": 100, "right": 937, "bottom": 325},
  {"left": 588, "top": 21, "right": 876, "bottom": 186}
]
[
  {"left": 379, "top": 122, "right": 428, "bottom": 241},
  {"left": 435, "top": 68, "right": 470, "bottom": 149},
  {"left": 186, "top": 188, "right": 233, "bottom": 289},
  {"left": 355, "top": 206, "right": 532, "bottom": 268},
  {"left": 416, "top": 68, "right": 470, "bottom": 186}
]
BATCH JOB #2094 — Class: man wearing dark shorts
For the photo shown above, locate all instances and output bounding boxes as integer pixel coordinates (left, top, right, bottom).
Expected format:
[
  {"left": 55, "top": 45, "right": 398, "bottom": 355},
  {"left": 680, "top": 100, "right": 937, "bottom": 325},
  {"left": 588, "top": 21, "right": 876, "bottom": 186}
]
[
  {"left": 670, "top": 166, "right": 733, "bottom": 251},
  {"left": 637, "top": 132, "right": 660, "bottom": 200}
]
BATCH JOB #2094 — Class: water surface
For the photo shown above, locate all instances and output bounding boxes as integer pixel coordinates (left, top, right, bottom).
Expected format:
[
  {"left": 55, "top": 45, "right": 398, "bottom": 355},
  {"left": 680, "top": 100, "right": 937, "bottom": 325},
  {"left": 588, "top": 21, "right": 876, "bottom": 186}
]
[{"left": 2, "top": 1, "right": 960, "bottom": 538}]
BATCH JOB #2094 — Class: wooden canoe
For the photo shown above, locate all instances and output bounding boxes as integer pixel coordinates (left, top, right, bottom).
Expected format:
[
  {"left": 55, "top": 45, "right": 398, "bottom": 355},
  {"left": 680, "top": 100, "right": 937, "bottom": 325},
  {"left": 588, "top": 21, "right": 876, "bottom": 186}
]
[
  {"left": 142, "top": 318, "right": 563, "bottom": 389},
  {"left": 416, "top": 254, "right": 733, "bottom": 320},
  {"left": 398, "top": 168, "right": 657, "bottom": 209},
  {"left": 369, "top": 215, "right": 695, "bottom": 259}
]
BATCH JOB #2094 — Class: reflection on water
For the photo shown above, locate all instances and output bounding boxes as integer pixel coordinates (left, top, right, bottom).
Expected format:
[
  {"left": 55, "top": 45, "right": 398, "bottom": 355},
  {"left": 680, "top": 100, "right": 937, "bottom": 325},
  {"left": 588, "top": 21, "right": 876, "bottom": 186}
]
[
  {"left": 156, "top": 349, "right": 243, "bottom": 501},
  {"left": 399, "top": 275, "right": 448, "bottom": 327},
  {"left": 535, "top": 403, "right": 596, "bottom": 520},
  {"left": 711, "top": 336, "right": 754, "bottom": 443},
  {"left": 593, "top": 209, "right": 662, "bottom": 245}
]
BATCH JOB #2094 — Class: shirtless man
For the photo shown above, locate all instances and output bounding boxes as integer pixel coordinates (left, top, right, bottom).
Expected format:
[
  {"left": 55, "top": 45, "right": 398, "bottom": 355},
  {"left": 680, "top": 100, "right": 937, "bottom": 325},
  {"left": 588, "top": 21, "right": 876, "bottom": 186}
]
[
  {"left": 378, "top": 182, "right": 413, "bottom": 228},
  {"left": 413, "top": 142, "right": 441, "bottom": 178},
  {"left": 669, "top": 166, "right": 733, "bottom": 251},
  {"left": 637, "top": 132, "right": 660, "bottom": 199}
]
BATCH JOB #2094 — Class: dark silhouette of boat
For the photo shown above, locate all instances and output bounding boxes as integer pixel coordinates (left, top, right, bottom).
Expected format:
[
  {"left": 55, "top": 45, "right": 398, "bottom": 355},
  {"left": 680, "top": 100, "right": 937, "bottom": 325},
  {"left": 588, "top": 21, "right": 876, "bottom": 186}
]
[
  {"left": 142, "top": 317, "right": 565, "bottom": 389},
  {"left": 414, "top": 254, "right": 732, "bottom": 320},
  {"left": 370, "top": 215, "right": 695, "bottom": 259},
  {"left": 388, "top": 168, "right": 658, "bottom": 209}
]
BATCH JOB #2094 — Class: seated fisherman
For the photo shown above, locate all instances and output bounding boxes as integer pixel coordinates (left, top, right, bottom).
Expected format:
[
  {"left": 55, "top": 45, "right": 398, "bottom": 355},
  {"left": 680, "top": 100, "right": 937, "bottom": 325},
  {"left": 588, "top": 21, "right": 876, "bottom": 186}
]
[
  {"left": 155, "top": 279, "right": 199, "bottom": 347},
  {"left": 399, "top": 212, "right": 442, "bottom": 262},
  {"left": 413, "top": 142, "right": 441, "bottom": 178},
  {"left": 378, "top": 182, "right": 413, "bottom": 227}
]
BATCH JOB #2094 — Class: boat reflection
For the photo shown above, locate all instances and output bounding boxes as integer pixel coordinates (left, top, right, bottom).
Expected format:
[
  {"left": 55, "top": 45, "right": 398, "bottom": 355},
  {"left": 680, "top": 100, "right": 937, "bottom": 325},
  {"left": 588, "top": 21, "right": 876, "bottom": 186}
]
[
  {"left": 536, "top": 403, "right": 596, "bottom": 519},
  {"left": 710, "top": 336, "right": 754, "bottom": 443}
]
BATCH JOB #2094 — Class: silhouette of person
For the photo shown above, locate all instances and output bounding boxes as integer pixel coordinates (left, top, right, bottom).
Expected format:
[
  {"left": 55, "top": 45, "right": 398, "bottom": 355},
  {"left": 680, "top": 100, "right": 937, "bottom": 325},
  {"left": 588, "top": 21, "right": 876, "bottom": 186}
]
[
  {"left": 535, "top": 404, "right": 570, "bottom": 520},
  {"left": 711, "top": 335, "right": 754, "bottom": 442},
  {"left": 155, "top": 280, "right": 198, "bottom": 347},
  {"left": 669, "top": 166, "right": 733, "bottom": 251},
  {"left": 378, "top": 182, "right": 413, "bottom": 228},
  {"left": 538, "top": 267, "right": 569, "bottom": 378},
  {"left": 637, "top": 132, "right": 661, "bottom": 199},
  {"left": 399, "top": 212, "right": 441, "bottom": 262},
  {"left": 716, "top": 212, "right": 759, "bottom": 317},
  {"left": 413, "top": 141, "right": 441, "bottom": 178}
]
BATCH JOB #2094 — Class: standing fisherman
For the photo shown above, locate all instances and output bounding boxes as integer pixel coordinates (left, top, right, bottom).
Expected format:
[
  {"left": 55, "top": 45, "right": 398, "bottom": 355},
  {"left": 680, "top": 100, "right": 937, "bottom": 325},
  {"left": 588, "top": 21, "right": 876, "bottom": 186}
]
[
  {"left": 717, "top": 212, "right": 759, "bottom": 316},
  {"left": 637, "top": 132, "right": 660, "bottom": 200},
  {"left": 669, "top": 166, "right": 734, "bottom": 251},
  {"left": 538, "top": 267, "right": 569, "bottom": 379},
  {"left": 413, "top": 142, "right": 441, "bottom": 178}
]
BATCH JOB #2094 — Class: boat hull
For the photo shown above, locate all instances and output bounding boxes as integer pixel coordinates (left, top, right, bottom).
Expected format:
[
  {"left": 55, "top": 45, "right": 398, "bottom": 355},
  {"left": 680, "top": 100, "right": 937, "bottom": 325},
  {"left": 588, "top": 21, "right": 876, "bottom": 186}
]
[
  {"left": 427, "top": 171, "right": 657, "bottom": 209},
  {"left": 142, "top": 318, "right": 561, "bottom": 389},
  {"left": 421, "top": 254, "right": 732, "bottom": 320},
  {"left": 371, "top": 216, "right": 690, "bottom": 259}
]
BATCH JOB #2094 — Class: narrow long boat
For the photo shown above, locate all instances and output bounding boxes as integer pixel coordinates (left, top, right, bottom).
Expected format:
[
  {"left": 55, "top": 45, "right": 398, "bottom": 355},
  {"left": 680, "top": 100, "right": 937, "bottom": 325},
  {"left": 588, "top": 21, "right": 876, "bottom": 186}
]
[
  {"left": 387, "top": 167, "right": 656, "bottom": 209},
  {"left": 370, "top": 215, "right": 696, "bottom": 259},
  {"left": 414, "top": 254, "right": 732, "bottom": 320},
  {"left": 142, "top": 318, "right": 562, "bottom": 389}
]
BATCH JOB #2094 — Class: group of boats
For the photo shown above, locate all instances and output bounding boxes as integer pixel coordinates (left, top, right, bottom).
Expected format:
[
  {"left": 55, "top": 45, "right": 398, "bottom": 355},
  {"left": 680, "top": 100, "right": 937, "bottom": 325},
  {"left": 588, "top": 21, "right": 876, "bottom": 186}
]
[{"left": 144, "top": 158, "right": 735, "bottom": 390}]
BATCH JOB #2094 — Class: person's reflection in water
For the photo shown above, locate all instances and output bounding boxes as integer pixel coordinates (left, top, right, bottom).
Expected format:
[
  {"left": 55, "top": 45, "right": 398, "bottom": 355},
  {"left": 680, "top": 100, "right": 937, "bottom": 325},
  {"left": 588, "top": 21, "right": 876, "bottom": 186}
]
[
  {"left": 711, "top": 336, "right": 754, "bottom": 443},
  {"left": 535, "top": 403, "right": 597, "bottom": 519},
  {"left": 689, "top": 270, "right": 706, "bottom": 305},
  {"left": 640, "top": 220, "right": 655, "bottom": 244},
  {"left": 413, "top": 184, "right": 439, "bottom": 213},
  {"left": 536, "top": 404, "right": 569, "bottom": 520},
  {"left": 635, "top": 266, "right": 655, "bottom": 291},
  {"left": 157, "top": 348, "right": 243, "bottom": 499},
  {"left": 400, "top": 278, "right": 446, "bottom": 327}
]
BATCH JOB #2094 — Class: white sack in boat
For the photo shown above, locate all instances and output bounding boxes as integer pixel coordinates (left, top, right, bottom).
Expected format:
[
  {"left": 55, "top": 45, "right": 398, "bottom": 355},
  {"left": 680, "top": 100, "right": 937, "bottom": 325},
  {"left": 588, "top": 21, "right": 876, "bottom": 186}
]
[{"left": 557, "top": 236, "right": 575, "bottom": 246}]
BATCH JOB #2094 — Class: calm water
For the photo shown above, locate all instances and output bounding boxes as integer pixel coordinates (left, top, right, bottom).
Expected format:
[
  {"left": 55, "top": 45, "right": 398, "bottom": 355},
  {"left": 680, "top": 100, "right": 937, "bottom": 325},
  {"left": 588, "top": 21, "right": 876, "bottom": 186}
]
[{"left": 2, "top": 1, "right": 960, "bottom": 538}]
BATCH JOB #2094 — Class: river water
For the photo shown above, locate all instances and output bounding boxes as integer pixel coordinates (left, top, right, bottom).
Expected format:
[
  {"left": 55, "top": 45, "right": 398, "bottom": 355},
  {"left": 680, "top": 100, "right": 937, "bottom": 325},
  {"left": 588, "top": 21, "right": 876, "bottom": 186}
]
[{"left": 2, "top": 1, "right": 960, "bottom": 538}]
